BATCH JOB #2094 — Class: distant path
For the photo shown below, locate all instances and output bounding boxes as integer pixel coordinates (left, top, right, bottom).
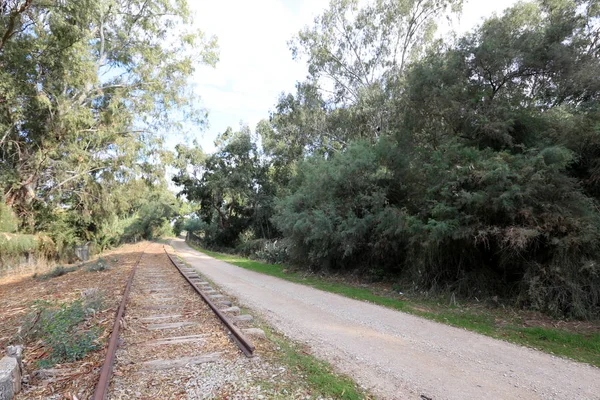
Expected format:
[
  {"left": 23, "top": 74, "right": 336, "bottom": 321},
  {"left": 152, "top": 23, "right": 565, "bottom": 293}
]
[{"left": 171, "top": 238, "right": 600, "bottom": 400}]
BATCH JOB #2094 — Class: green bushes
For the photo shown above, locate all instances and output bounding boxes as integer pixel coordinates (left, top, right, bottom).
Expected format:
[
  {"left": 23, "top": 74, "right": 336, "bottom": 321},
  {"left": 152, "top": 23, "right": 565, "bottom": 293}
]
[
  {"left": 18, "top": 297, "right": 103, "bottom": 367},
  {"left": 0, "top": 232, "right": 56, "bottom": 271},
  {"left": 0, "top": 233, "right": 38, "bottom": 256},
  {"left": 273, "top": 141, "right": 600, "bottom": 318},
  {"left": 86, "top": 258, "right": 109, "bottom": 272},
  {"left": 175, "top": 0, "right": 600, "bottom": 319},
  {"left": 0, "top": 202, "right": 18, "bottom": 233},
  {"left": 274, "top": 140, "right": 405, "bottom": 272},
  {"left": 410, "top": 145, "right": 600, "bottom": 317}
]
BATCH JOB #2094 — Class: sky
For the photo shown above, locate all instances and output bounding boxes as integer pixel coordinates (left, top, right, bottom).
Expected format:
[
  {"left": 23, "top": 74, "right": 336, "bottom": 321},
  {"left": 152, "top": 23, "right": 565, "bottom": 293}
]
[{"left": 182, "top": 0, "right": 520, "bottom": 154}]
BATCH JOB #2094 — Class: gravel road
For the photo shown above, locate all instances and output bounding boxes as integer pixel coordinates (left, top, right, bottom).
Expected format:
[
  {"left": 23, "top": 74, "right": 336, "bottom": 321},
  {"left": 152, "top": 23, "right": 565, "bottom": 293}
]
[{"left": 171, "top": 239, "right": 600, "bottom": 400}]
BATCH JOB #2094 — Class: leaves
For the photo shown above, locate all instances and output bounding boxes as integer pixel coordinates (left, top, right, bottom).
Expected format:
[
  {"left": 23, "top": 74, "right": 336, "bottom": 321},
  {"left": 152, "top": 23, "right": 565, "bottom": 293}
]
[{"left": 0, "top": 0, "right": 218, "bottom": 253}]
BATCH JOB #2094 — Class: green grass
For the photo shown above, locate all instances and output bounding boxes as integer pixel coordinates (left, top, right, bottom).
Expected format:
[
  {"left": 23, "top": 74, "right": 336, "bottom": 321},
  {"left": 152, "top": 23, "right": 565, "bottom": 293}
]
[
  {"left": 261, "top": 324, "right": 368, "bottom": 399},
  {"left": 190, "top": 243, "right": 600, "bottom": 368},
  {"left": 505, "top": 327, "right": 600, "bottom": 366},
  {"left": 196, "top": 246, "right": 410, "bottom": 312}
]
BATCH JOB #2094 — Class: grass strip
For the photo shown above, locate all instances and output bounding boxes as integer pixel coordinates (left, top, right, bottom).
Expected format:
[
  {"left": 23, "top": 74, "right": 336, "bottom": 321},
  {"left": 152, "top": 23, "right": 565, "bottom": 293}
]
[
  {"left": 261, "top": 325, "right": 368, "bottom": 400},
  {"left": 189, "top": 243, "right": 600, "bottom": 368}
]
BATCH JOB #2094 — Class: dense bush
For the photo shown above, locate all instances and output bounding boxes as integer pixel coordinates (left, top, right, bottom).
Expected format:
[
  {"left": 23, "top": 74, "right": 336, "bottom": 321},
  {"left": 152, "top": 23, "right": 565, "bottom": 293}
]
[
  {"left": 176, "top": 0, "right": 600, "bottom": 318},
  {"left": 274, "top": 140, "right": 406, "bottom": 271}
]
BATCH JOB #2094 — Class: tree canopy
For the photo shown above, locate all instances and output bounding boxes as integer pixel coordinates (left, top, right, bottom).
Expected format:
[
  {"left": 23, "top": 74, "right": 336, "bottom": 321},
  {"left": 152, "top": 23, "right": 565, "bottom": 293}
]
[
  {"left": 176, "top": 0, "right": 600, "bottom": 318},
  {"left": 3, "top": 0, "right": 600, "bottom": 318},
  {"left": 0, "top": 0, "right": 218, "bottom": 261}
]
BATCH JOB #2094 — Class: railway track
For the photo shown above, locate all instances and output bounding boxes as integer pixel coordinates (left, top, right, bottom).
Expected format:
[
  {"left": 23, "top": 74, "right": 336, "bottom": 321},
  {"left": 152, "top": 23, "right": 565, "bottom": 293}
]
[
  {"left": 92, "top": 242, "right": 255, "bottom": 400},
  {"left": 163, "top": 247, "right": 255, "bottom": 357}
]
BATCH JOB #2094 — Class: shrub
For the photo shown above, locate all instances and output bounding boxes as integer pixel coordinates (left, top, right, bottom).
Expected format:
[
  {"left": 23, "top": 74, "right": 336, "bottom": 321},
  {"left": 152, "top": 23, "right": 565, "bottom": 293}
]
[
  {"left": 18, "top": 297, "right": 102, "bottom": 366},
  {"left": 255, "top": 240, "right": 290, "bottom": 264},
  {"left": 274, "top": 140, "right": 600, "bottom": 318},
  {"left": 0, "top": 202, "right": 18, "bottom": 233},
  {"left": 35, "top": 265, "right": 78, "bottom": 280},
  {"left": 86, "top": 258, "right": 109, "bottom": 272}
]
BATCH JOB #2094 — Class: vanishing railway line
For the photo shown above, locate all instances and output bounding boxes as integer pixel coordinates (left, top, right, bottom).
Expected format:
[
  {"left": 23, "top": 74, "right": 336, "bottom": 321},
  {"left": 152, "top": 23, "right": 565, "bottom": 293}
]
[{"left": 91, "top": 242, "right": 256, "bottom": 400}]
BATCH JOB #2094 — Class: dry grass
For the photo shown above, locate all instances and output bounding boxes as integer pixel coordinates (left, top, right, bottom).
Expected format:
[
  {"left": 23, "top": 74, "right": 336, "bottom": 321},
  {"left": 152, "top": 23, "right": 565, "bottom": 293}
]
[{"left": 0, "top": 242, "right": 146, "bottom": 399}]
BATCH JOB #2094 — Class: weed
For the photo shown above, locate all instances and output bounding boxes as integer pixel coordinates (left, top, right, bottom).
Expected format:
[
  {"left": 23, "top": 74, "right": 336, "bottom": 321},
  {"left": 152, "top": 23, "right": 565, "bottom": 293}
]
[
  {"left": 260, "top": 324, "right": 368, "bottom": 399},
  {"left": 18, "top": 297, "right": 103, "bottom": 366},
  {"left": 86, "top": 258, "right": 109, "bottom": 272},
  {"left": 34, "top": 265, "right": 77, "bottom": 280}
]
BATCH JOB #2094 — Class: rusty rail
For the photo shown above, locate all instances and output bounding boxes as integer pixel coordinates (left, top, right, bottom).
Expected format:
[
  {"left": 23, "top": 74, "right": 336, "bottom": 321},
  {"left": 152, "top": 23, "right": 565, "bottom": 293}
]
[
  {"left": 92, "top": 248, "right": 145, "bottom": 400},
  {"left": 163, "top": 246, "right": 255, "bottom": 357}
]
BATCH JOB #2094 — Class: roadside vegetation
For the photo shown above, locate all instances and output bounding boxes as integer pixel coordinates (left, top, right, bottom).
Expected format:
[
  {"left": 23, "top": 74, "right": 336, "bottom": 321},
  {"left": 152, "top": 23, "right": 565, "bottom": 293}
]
[
  {"left": 2, "top": 0, "right": 599, "bottom": 344},
  {"left": 176, "top": 0, "right": 600, "bottom": 321},
  {"left": 190, "top": 243, "right": 600, "bottom": 368},
  {"left": 0, "top": 243, "right": 145, "bottom": 397},
  {"left": 18, "top": 297, "right": 103, "bottom": 368},
  {"left": 261, "top": 324, "right": 369, "bottom": 400},
  {"left": 33, "top": 265, "right": 79, "bottom": 281},
  {"left": 0, "top": 0, "right": 218, "bottom": 272}
]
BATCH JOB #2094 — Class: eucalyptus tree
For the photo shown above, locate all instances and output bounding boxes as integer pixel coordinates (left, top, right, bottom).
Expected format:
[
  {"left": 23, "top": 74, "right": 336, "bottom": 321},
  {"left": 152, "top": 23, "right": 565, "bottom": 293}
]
[
  {"left": 290, "top": 0, "right": 463, "bottom": 105},
  {"left": 260, "top": 0, "right": 463, "bottom": 174},
  {"left": 0, "top": 0, "right": 218, "bottom": 248},
  {"left": 173, "top": 128, "right": 276, "bottom": 248}
]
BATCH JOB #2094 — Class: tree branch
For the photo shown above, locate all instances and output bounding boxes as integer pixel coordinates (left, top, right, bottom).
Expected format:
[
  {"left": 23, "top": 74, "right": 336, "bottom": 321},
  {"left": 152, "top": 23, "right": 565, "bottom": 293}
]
[{"left": 0, "top": 0, "right": 33, "bottom": 53}]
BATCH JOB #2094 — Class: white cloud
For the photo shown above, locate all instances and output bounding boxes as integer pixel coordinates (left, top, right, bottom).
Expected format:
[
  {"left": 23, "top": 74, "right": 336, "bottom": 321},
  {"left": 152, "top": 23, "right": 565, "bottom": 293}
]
[
  {"left": 184, "top": 0, "right": 325, "bottom": 152},
  {"left": 181, "top": 0, "right": 519, "bottom": 153}
]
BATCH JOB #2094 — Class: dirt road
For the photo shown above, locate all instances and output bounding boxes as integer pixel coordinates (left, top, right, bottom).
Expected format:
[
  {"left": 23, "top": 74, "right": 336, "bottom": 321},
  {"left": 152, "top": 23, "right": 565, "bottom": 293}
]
[{"left": 171, "top": 238, "right": 600, "bottom": 400}]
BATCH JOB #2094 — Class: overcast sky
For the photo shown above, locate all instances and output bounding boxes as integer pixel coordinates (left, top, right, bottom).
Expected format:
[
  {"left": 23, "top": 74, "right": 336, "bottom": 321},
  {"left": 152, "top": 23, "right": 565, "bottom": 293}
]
[{"left": 183, "top": 0, "right": 519, "bottom": 153}]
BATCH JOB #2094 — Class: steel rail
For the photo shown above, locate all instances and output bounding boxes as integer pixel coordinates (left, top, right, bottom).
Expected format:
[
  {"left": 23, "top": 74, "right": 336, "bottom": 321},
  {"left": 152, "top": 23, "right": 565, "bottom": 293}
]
[
  {"left": 163, "top": 246, "right": 255, "bottom": 357},
  {"left": 92, "top": 247, "right": 145, "bottom": 400}
]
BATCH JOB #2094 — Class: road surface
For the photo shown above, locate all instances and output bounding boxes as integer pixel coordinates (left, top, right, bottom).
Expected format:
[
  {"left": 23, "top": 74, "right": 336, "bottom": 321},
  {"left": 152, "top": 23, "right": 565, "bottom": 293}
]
[{"left": 171, "top": 238, "right": 600, "bottom": 400}]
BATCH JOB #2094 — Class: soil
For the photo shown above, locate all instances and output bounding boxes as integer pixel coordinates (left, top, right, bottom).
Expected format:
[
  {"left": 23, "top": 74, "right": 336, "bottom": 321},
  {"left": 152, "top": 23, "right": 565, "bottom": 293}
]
[
  {"left": 1, "top": 241, "right": 348, "bottom": 399},
  {"left": 0, "top": 242, "right": 145, "bottom": 399}
]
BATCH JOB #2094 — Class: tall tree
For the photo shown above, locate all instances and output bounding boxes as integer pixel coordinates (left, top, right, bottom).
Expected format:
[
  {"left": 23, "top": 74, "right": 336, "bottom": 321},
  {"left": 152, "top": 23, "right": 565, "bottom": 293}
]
[
  {"left": 0, "top": 0, "right": 218, "bottom": 247},
  {"left": 174, "top": 128, "right": 276, "bottom": 247},
  {"left": 290, "top": 0, "right": 463, "bottom": 104}
]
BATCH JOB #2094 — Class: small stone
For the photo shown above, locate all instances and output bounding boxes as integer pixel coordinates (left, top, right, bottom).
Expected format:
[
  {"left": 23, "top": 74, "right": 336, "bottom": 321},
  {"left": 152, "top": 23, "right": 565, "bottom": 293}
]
[
  {"left": 6, "top": 346, "right": 23, "bottom": 367},
  {"left": 242, "top": 328, "right": 266, "bottom": 339}
]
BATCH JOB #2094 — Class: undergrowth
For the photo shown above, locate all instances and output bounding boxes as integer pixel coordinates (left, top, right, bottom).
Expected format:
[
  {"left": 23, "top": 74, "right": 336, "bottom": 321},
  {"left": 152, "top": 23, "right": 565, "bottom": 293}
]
[
  {"left": 86, "top": 258, "right": 109, "bottom": 272},
  {"left": 17, "top": 294, "right": 103, "bottom": 367},
  {"left": 190, "top": 242, "right": 600, "bottom": 368},
  {"left": 33, "top": 265, "right": 78, "bottom": 280}
]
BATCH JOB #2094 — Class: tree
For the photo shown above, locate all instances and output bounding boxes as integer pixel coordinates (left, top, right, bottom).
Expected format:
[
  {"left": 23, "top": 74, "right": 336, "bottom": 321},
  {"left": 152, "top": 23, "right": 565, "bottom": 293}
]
[
  {"left": 290, "top": 0, "right": 463, "bottom": 104},
  {"left": 174, "top": 127, "right": 276, "bottom": 247},
  {"left": 0, "top": 0, "right": 218, "bottom": 250},
  {"left": 271, "top": 0, "right": 600, "bottom": 317}
]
